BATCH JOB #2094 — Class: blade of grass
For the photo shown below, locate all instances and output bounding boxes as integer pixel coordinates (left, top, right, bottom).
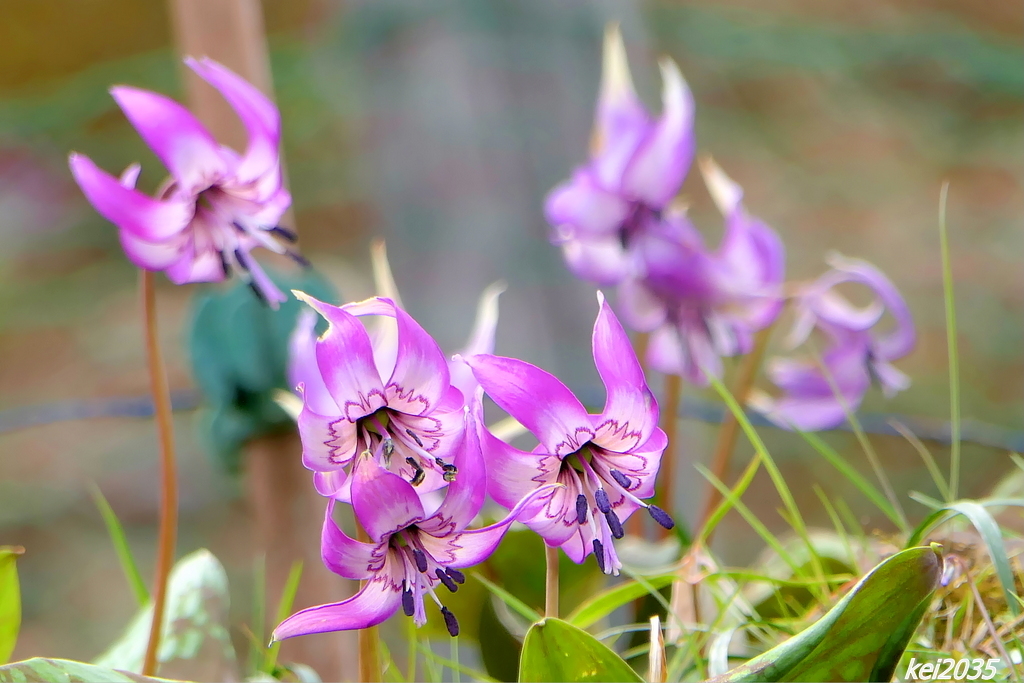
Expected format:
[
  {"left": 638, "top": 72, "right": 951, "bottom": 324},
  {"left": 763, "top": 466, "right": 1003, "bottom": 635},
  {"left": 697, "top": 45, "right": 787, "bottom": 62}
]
[
  {"left": 812, "top": 484, "right": 858, "bottom": 572},
  {"left": 968, "top": 572, "right": 1021, "bottom": 683},
  {"left": 798, "top": 430, "right": 903, "bottom": 529},
  {"left": 263, "top": 560, "right": 303, "bottom": 675},
  {"left": 416, "top": 641, "right": 498, "bottom": 683},
  {"left": 938, "top": 182, "right": 962, "bottom": 500},
  {"left": 568, "top": 573, "right": 678, "bottom": 629},
  {"left": 472, "top": 573, "right": 541, "bottom": 623},
  {"left": 906, "top": 500, "right": 1020, "bottom": 616},
  {"left": 88, "top": 483, "right": 148, "bottom": 607},
  {"left": 889, "top": 419, "right": 951, "bottom": 502},
  {"left": 698, "top": 453, "right": 762, "bottom": 546},
  {"left": 702, "top": 374, "right": 827, "bottom": 595}
]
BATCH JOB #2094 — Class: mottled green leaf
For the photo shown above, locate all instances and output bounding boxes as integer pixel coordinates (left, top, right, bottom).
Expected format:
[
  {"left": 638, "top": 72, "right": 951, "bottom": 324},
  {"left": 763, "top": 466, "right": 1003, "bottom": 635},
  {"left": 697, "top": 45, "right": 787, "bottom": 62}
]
[
  {"left": 94, "top": 549, "right": 237, "bottom": 681},
  {"left": 709, "top": 546, "right": 941, "bottom": 682},
  {"left": 0, "top": 658, "right": 177, "bottom": 682},
  {"left": 0, "top": 547, "right": 23, "bottom": 665},
  {"left": 519, "top": 618, "right": 642, "bottom": 683}
]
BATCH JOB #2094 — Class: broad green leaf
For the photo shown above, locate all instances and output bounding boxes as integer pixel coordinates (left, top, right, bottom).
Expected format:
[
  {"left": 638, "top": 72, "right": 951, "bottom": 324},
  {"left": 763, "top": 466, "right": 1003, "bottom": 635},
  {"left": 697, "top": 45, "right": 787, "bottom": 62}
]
[
  {"left": 519, "top": 618, "right": 642, "bottom": 683},
  {"left": 90, "top": 484, "right": 148, "bottom": 607},
  {"left": 906, "top": 500, "right": 1021, "bottom": 616},
  {"left": 0, "top": 547, "right": 23, "bottom": 665},
  {"left": 0, "top": 658, "right": 176, "bottom": 682},
  {"left": 567, "top": 573, "right": 675, "bottom": 629},
  {"left": 709, "top": 545, "right": 941, "bottom": 682},
  {"left": 94, "top": 549, "right": 237, "bottom": 681}
]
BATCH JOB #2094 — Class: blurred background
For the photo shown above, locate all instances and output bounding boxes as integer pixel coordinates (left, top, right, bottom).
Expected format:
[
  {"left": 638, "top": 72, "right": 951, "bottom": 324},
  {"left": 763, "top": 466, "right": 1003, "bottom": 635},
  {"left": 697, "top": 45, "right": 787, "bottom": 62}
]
[{"left": 0, "top": 0, "right": 1020, "bottom": 676}]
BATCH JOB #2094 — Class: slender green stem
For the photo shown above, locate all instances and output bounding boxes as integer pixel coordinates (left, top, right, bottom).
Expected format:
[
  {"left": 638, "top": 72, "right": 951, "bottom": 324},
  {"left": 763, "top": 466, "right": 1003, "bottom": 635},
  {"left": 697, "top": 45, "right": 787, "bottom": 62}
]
[
  {"left": 450, "top": 636, "right": 461, "bottom": 683},
  {"left": 938, "top": 182, "right": 961, "bottom": 500},
  {"left": 699, "top": 327, "right": 772, "bottom": 539},
  {"left": 545, "top": 544, "right": 559, "bottom": 619},
  {"left": 140, "top": 270, "right": 178, "bottom": 677},
  {"left": 405, "top": 615, "right": 417, "bottom": 683}
]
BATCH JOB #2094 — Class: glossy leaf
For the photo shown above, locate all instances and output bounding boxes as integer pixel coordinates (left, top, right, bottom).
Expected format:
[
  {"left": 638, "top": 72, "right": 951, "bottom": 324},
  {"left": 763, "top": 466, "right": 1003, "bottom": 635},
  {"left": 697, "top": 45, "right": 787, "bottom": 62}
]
[
  {"left": 709, "top": 546, "right": 941, "bottom": 682},
  {"left": 0, "top": 547, "right": 23, "bottom": 665},
  {"left": 567, "top": 572, "right": 675, "bottom": 629},
  {"left": 94, "top": 549, "right": 237, "bottom": 681},
  {"left": 519, "top": 618, "right": 643, "bottom": 683},
  {"left": 0, "top": 658, "right": 176, "bottom": 682}
]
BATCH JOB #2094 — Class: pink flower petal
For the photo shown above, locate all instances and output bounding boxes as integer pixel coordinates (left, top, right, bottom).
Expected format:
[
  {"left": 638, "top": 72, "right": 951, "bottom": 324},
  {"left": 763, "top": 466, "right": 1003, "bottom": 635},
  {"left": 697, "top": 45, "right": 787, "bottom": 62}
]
[
  {"left": 69, "top": 153, "right": 192, "bottom": 242},
  {"left": 545, "top": 170, "right": 631, "bottom": 238},
  {"left": 272, "top": 569, "right": 402, "bottom": 640},
  {"left": 386, "top": 300, "right": 451, "bottom": 416},
  {"left": 109, "top": 86, "right": 227, "bottom": 193},
  {"left": 321, "top": 500, "right": 377, "bottom": 580},
  {"left": 351, "top": 455, "right": 426, "bottom": 543}
]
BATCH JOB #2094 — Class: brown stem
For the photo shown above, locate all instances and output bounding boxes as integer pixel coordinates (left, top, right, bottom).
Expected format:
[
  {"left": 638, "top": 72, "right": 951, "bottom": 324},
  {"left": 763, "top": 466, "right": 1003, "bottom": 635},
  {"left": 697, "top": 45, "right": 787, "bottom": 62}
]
[
  {"left": 655, "top": 374, "right": 683, "bottom": 539},
  {"left": 140, "top": 270, "right": 178, "bottom": 677},
  {"left": 545, "top": 545, "right": 559, "bottom": 619},
  {"left": 698, "top": 327, "right": 771, "bottom": 542}
]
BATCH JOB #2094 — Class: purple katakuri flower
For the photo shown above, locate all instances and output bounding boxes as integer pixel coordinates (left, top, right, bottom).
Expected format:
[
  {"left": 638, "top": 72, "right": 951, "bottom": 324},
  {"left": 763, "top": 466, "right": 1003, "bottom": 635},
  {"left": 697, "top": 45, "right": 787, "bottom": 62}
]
[
  {"left": 620, "top": 157, "right": 785, "bottom": 385},
  {"left": 272, "top": 418, "right": 558, "bottom": 639},
  {"left": 69, "top": 58, "right": 299, "bottom": 307},
  {"left": 749, "top": 253, "right": 915, "bottom": 431},
  {"left": 460, "top": 293, "right": 672, "bottom": 576},
  {"left": 545, "top": 24, "right": 695, "bottom": 287},
  {"left": 289, "top": 293, "right": 467, "bottom": 500}
]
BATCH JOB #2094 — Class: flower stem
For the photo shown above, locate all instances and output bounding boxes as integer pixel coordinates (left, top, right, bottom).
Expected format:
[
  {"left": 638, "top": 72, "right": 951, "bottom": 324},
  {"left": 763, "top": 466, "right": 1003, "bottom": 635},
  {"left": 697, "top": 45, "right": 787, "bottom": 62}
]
[
  {"left": 655, "top": 374, "right": 682, "bottom": 539},
  {"left": 544, "top": 544, "right": 559, "bottom": 619},
  {"left": 140, "top": 270, "right": 178, "bottom": 677},
  {"left": 356, "top": 523, "right": 381, "bottom": 682},
  {"left": 698, "top": 327, "right": 771, "bottom": 541}
]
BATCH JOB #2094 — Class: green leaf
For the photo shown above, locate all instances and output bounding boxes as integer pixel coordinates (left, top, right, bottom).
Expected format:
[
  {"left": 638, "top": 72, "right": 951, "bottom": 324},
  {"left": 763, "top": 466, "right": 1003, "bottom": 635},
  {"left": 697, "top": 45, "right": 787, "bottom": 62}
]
[
  {"left": 0, "top": 546, "right": 23, "bottom": 665},
  {"left": 0, "top": 658, "right": 177, "bottom": 682},
  {"left": 519, "top": 618, "right": 643, "bottom": 683},
  {"left": 89, "top": 484, "right": 148, "bottom": 607},
  {"left": 473, "top": 573, "right": 541, "bottom": 624},
  {"left": 188, "top": 268, "right": 336, "bottom": 472},
  {"left": 263, "top": 560, "right": 303, "bottom": 675},
  {"left": 566, "top": 573, "right": 676, "bottom": 629},
  {"left": 906, "top": 500, "right": 1021, "bottom": 616},
  {"left": 709, "top": 545, "right": 941, "bottom": 682},
  {"left": 94, "top": 549, "right": 237, "bottom": 681}
]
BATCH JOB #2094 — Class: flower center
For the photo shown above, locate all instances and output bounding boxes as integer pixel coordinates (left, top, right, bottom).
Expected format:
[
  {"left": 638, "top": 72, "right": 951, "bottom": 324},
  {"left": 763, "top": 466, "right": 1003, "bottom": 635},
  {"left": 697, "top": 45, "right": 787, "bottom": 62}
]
[
  {"left": 391, "top": 529, "right": 462, "bottom": 635},
  {"left": 358, "top": 411, "right": 457, "bottom": 488}
]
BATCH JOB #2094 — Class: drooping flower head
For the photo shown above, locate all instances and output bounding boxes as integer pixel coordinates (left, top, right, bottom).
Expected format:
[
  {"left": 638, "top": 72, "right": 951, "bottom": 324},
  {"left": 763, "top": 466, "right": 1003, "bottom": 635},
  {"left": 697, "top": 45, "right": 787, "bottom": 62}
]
[
  {"left": 272, "top": 416, "right": 557, "bottom": 640},
  {"left": 460, "top": 293, "right": 673, "bottom": 576},
  {"left": 69, "top": 58, "right": 300, "bottom": 307},
  {"left": 624, "top": 158, "right": 785, "bottom": 384},
  {"left": 545, "top": 24, "right": 695, "bottom": 286},
  {"left": 750, "top": 254, "right": 915, "bottom": 431},
  {"left": 289, "top": 293, "right": 467, "bottom": 500}
]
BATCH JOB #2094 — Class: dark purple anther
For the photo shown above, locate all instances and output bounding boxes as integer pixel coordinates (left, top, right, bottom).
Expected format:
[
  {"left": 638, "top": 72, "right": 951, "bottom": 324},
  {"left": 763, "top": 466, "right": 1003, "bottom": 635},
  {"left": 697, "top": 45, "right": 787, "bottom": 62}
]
[
  {"left": 576, "top": 494, "right": 589, "bottom": 524},
  {"left": 287, "top": 250, "right": 311, "bottom": 268},
  {"left": 605, "top": 509, "right": 624, "bottom": 539},
  {"left": 595, "top": 488, "right": 611, "bottom": 514},
  {"left": 412, "top": 547, "right": 428, "bottom": 573},
  {"left": 610, "top": 469, "right": 631, "bottom": 489},
  {"left": 268, "top": 225, "right": 298, "bottom": 242},
  {"left": 445, "top": 567, "right": 465, "bottom": 584},
  {"left": 592, "top": 539, "right": 606, "bottom": 573},
  {"left": 402, "top": 588, "right": 414, "bottom": 617},
  {"left": 233, "top": 248, "right": 250, "bottom": 272},
  {"left": 648, "top": 505, "right": 675, "bottom": 530},
  {"left": 435, "top": 567, "right": 458, "bottom": 593},
  {"left": 441, "top": 606, "right": 460, "bottom": 637}
]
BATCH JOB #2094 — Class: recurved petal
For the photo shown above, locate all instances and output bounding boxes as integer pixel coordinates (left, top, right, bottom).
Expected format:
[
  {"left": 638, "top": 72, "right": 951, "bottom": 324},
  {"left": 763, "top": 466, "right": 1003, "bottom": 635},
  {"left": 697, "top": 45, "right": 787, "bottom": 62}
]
[
  {"left": 616, "top": 278, "right": 667, "bottom": 333},
  {"left": 591, "top": 293, "right": 658, "bottom": 451},
  {"left": 418, "top": 410, "right": 486, "bottom": 536},
  {"left": 545, "top": 170, "right": 631, "bottom": 238},
  {"left": 478, "top": 425, "right": 558, "bottom": 511},
  {"left": 69, "top": 153, "right": 192, "bottom": 242},
  {"left": 449, "top": 281, "right": 505, "bottom": 400},
  {"left": 825, "top": 254, "right": 915, "bottom": 361},
  {"left": 109, "top": 86, "right": 226, "bottom": 194},
  {"left": 298, "top": 404, "right": 356, "bottom": 471},
  {"left": 117, "top": 229, "right": 186, "bottom": 270},
  {"left": 351, "top": 454, "right": 426, "bottom": 543},
  {"left": 386, "top": 299, "right": 451, "bottom": 416},
  {"left": 464, "top": 354, "right": 593, "bottom": 456},
  {"left": 620, "top": 58, "right": 695, "bottom": 208},
  {"left": 560, "top": 235, "right": 633, "bottom": 287},
  {"left": 321, "top": 500, "right": 377, "bottom": 580},
  {"left": 272, "top": 572, "right": 402, "bottom": 640},
  {"left": 288, "top": 310, "right": 337, "bottom": 416},
  {"left": 295, "top": 292, "right": 387, "bottom": 421},
  {"left": 186, "top": 57, "right": 280, "bottom": 189}
]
